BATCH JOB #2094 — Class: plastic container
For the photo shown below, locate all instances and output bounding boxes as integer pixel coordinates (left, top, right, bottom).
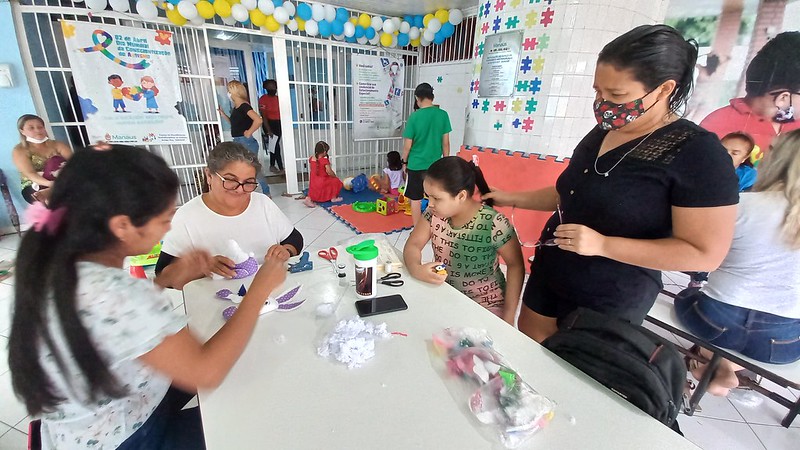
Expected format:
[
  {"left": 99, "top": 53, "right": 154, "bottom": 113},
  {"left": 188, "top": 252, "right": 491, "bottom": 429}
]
[{"left": 346, "top": 239, "right": 379, "bottom": 299}]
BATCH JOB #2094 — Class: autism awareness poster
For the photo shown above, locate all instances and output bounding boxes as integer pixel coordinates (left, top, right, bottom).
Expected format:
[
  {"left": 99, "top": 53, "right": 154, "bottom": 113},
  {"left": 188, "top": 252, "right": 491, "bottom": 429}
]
[
  {"left": 61, "top": 21, "right": 190, "bottom": 145},
  {"left": 352, "top": 54, "right": 405, "bottom": 140}
]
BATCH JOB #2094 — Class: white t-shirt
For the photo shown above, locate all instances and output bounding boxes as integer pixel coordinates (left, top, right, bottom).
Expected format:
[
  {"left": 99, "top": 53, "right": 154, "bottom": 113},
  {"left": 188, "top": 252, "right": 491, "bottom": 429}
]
[
  {"left": 383, "top": 167, "right": 404, "bottom": 189},
  {"left": 703, "top": 191, "right": 800, "bottom": 319},
  {"left": 162, "top": 193, "right": 295, "bottom": 263},
  {"left": 39, "top": 262, "right": 186, "bottom": 449}
]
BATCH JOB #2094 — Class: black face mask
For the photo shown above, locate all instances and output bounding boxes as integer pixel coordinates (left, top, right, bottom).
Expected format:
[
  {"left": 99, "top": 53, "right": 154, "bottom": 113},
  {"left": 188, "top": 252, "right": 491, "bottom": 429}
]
[
  {"left": 773, "top": 92, "right": 795, "bottom": 123},
  {"left": 266, "top": 89, "right": 277, "bottom": 96}
]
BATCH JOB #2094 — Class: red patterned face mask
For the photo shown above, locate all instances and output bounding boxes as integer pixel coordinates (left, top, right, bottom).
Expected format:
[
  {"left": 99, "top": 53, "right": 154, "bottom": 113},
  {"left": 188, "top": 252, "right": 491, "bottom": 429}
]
[{"left": 593, "top": 89, "right": 657, "bottom": 131}]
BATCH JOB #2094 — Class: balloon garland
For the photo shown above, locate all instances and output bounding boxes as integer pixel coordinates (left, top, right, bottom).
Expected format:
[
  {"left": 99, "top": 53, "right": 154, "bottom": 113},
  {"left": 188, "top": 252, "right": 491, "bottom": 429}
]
[{"left": 87, "top": 0, "right": 464, "bottom": 48}]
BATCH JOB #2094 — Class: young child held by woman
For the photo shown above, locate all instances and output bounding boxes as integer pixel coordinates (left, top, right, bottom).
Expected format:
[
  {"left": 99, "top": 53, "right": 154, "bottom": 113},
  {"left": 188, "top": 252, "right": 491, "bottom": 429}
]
[
  {"left": 720, "top": 131, "right": 757, "bottom": 192},
  {"left": 304, "top": 141, "right": 343, "bottom": 207},
  {"left": 403, "top": 156, "right": 525, "bottom": 325}
]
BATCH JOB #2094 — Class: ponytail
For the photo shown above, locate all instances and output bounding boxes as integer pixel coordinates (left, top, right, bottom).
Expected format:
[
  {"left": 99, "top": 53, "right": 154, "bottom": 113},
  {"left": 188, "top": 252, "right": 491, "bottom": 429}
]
[{"left": 426, "top": 156, "right": 493, "bottom": 206}]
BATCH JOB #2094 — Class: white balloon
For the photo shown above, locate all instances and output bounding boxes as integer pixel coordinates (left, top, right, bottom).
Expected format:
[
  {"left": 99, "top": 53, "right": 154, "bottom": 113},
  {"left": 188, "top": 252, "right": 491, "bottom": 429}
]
[
  {"left": 369, "top": 34, "right": 380, "bottom": 45},
  {"left": 86, "top": 0, "right": 107, "bottom": 11},
  {"left": 286, "top": 19, "right": 299, "bottom": 31},
  {"left": 390, "top": 34, "right": 397, "bottom": 48},
  {"left": 273, "top": 6, "right": 290, "bottom": 24},
  {"left": 305, "top": 19, "right": 319, "bottom": 36},
  {"left": 343, "top": 21, "right": 355, "bottom": 37},
  {"left": 190, "top": 15, "right": 205, "bottom": 25},
  {"left": 222, "top": 15, "right": 237, "bottom": 25},
  {"left": 391, "top": 17, "right": 401, "bottom": 31},
  {"left": 399, "top": 21, "right": 410, "bottom": 34},
  {"left": 240, "top": 0, "right": 256, "bottom": 10},
  {"left": 371, "top": 16, "right": 383, "bottom": 31},
  {"left": 423, "top": 29, "right": 435, "bottom": 42},
  {"left": 190, "top": 0, "right": 199, "bottom": 4},
  {"left": 283, "top": 1, "right": 295, "bottom": 17},
  {"left": 357, "top": 36, "right": 368, "bottom": 44},
  {"left": 231, "top": 4, "right": 249, "bottom": 22},
  {"left": 382, "top": 20, "right": 395, "bottom": 34},
  {"left": 177, "top": 0, "right": 198, "bottom": 19},
  {"left": 449, "top": 9, "right": 464, "bottom": 25},
  {"left": 333, "top": 33, "right": 344, "bottom": 41},
  {"left": 323, "top": 4, "right": 335, "bottom": 22},
  {"left": 408, "top": 26, "right": 419, "bottom": 40},
  {"left": 136, "top": 0, "right": 158, "bottom": 19},
  {"left": 311, "top": 3, "right": 324, "bottom": 22},
  {"left": 427, "top": 18, "right": 441, "bottom": 33},
  {"left": 257, "top": 0, "right": 274, "bottom": 15},
  {"left": 109, "top": 0, "right": 129, "bottom": 12},
  {"left": 420, "top": 38, "right": 431, "bottom": 47}
]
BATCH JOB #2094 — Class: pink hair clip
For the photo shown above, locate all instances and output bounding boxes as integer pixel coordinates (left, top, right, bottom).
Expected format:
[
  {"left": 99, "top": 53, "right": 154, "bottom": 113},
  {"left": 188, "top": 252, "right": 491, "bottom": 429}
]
[{"left": 25, "top": 202, "right": 67, "bottom": 235}]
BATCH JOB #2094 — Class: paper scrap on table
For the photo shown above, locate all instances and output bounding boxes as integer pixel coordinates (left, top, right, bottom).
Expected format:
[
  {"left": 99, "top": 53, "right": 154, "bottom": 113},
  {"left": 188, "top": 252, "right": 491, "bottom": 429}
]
[{"left": 317, "top": 317, "right": 391, "bottom": 369}]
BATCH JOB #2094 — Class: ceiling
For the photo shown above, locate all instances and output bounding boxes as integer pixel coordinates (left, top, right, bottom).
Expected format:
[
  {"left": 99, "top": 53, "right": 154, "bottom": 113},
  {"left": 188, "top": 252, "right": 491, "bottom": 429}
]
[{"left": 316, "top": 0, "right": 479, "bottom": 16}]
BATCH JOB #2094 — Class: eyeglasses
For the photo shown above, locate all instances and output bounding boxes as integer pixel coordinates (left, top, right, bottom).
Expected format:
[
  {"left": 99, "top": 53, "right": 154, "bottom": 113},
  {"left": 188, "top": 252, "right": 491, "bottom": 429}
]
[
  {"left": 512, "top": 204, "right": 563, "bottom": 248},
  {"left": 215, "top": 172, "right": 259, "bottom": 192}
]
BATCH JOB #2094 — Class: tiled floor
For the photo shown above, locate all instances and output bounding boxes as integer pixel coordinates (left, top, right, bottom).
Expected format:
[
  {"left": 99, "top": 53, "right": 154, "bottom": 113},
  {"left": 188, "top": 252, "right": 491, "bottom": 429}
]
[{"left": 0, "top": 188, "right": 797, "bottom": 449}]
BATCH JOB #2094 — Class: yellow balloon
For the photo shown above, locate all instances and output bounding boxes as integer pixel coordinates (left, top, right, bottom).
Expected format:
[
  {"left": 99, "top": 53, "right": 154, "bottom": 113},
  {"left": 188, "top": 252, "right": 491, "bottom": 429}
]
[
  {"left": 196, "top": 1, "right": 215, "bottom": 19},
  {"left": 358, "top": 13, "right": 371, "bottom": 28},
  {"left": 435, "top": 9, "right": 449, "bottom": 24},
  {"left": 166, "top": 8, "right": 187, "bottom": 26},
  {"left": 423, "top": 13, "right": 434, "bottom": 27},
  {"left": 265, "top": 15, "right": 281, "bottom": 32},
  {"left": 250, "top": 9, "right": 267, "bottom": 27},
  {"left": 228, "top": 0, "right": 240, "bottom": 3},
  {"left": 296, "top": 17, "right": 306, "bottom": 31},
  {"left": 410, "top": 38, "right": 421, "bottom": 47},
  {"left": 214, "top": 0, "right": 231, "bottom": 18},
  {"left": 380, "top": 32, "right": 392, "bottom": 47}
]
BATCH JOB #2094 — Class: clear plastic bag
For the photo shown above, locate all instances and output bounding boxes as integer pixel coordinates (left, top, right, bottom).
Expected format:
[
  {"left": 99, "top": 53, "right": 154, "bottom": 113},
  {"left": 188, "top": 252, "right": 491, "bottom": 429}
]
[{"left": 432, "top": 328, "right": 555, "bottom": 448}]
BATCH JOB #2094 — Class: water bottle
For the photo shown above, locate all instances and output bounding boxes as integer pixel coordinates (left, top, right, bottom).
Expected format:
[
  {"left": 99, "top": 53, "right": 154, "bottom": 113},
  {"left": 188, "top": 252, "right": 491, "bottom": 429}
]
[{"left": 346, "top": 239, "right": 379, "bottom": 299}]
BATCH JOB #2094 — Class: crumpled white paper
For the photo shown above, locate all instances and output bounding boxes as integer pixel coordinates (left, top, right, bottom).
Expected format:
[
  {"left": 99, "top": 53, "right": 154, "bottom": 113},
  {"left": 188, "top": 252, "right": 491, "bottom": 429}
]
[{"left": 317, "top": 317, "right": 391, "bottom": 369}]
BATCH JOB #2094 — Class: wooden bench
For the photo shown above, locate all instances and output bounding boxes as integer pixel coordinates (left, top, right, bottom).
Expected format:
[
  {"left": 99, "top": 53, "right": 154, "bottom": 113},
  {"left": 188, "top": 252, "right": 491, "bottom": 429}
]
[{"left": 647, "top": 288, "right": 800, "bottom": 427}]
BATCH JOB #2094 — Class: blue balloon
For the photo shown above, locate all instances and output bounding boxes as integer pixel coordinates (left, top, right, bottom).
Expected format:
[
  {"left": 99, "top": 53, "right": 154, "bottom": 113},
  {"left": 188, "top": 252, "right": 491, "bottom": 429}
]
[
  {"left": 345, "top": 35, "right": 356, "bottom": 43},
  {"left": 335, "top": 7, "right": 349, "bottom": 23},
  {"left": 332, "top": 20, "right": 344, "bottom": 36},
  {"left": 365, "top": 26, "right": 375, "bottom": 39},
  {"left": 414, "top": 15, "right": 424, "bottom": 28},
  {"left": 296, "top": 3, "right": 312, "bottom": 21},
  {"left": 166, "top": 0, "right": 180, "bottom": 5},
  {"left": 318, "top": 20, "right": 332, "bottom": 38},
  {"left": 354, "top": 25, "right": 365, "bottom": 39},
  {"left": 441, "top": 22, "right": 455, "bottom": 38},
  {"left": 403, "top": 15, "right": 413, "bottom": 25},
  {"left": 433, "top": 32, "right": 445, "bottom": 45},
  {"left": 272, "top": 0, "right": 283, "bottom": 7},
  {"left": 397, "top": 33, "right": 409, "bottom": 47}
]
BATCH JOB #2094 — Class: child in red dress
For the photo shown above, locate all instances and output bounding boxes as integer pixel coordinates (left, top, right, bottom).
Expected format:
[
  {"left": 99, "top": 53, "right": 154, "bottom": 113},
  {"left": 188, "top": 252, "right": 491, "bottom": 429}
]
[{"left": 305, "top": 141, "right": 343, "bottom": 207}]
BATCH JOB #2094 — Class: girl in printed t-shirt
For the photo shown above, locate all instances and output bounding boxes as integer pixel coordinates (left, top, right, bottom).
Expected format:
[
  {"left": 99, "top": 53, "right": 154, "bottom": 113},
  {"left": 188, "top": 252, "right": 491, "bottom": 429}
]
[
  {"left": 380, "top": 150, "right": 405, "bottom": 196},
  {"left": 403, "top": 157, "right": 525, "bottom": 325}
]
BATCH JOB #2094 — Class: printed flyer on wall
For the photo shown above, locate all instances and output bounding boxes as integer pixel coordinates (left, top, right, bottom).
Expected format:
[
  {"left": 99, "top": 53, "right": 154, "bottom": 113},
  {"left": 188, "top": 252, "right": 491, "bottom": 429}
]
[
  {"left": 61, "top": 20, "right": 190, "bottom": 145},
  {"left": 352, "top": 54, "right": 405, "bottom": 140}
]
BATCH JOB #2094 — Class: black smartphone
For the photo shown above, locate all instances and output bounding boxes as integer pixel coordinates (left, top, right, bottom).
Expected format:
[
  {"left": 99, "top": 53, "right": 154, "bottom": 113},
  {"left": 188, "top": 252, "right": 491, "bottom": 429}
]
[{"left": 355, "top": 294, "right": 408, "bottom": 317}]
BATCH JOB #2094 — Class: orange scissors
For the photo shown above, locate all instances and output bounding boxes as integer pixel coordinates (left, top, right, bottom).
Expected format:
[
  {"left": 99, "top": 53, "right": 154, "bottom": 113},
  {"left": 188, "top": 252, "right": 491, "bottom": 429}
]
[{"left": 318, "top": 247, "right": 340, "bottom": 272}]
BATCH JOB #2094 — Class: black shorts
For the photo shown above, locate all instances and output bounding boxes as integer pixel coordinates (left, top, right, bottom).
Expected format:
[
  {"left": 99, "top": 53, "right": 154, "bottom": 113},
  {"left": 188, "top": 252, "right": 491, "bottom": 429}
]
[{"left": 405, "top": 169, "right": 426, "bottom": 200}]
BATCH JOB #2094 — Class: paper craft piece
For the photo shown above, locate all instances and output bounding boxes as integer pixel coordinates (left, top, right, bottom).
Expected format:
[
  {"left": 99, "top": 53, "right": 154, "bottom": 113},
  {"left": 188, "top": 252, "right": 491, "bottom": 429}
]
[
  {"left": 288, "top": 251, "right": 314, "bottom": 273},
  {"left": 238, "top": 284, "right": 247, "bottom": 297},
  {"left": 261, "top": 284, "right": 305, "bottom": 315},
  {"left": 212, "top": 240, "right": 259, "bottom": 280},
  {"left": 317, "top": 317, "right": 391, "bottom": 369},
  {"left": 215, "top": 284, "right": 247, "bottom": 304},
  {"left": 222, "top": 305, "right": 237, "bottom": 321}
]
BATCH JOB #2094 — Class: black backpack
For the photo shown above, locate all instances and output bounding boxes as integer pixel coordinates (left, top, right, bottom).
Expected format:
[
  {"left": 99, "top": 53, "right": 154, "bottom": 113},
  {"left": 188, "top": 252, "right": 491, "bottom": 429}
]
[{"left": 543, "top": 308, "right": 685, "bottom": 431}]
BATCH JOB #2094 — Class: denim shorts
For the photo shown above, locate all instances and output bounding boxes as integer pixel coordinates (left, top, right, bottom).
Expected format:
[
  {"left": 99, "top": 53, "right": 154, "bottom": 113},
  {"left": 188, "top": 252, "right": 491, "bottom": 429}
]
[{"left": 675, "top": 289, "right": 800, "bottom": 364}]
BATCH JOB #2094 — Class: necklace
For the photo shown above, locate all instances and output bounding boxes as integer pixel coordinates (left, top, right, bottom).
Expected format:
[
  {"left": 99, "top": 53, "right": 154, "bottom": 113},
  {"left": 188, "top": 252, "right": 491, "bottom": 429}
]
[{"left": 593, "top": 130, "right": 656, "bottom": 177}]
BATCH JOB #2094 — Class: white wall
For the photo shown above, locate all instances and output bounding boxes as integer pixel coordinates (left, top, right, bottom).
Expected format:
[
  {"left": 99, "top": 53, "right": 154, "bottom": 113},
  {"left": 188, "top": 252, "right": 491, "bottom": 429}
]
[{"left": 418, "top": 60, "right": 473, "bottom": 152}]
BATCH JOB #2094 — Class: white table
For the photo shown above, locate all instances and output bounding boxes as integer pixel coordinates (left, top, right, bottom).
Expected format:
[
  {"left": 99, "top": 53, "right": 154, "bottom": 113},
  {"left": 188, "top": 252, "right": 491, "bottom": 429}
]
[{"left": 184, "top": 249, "right": 697, "bottom": 450}]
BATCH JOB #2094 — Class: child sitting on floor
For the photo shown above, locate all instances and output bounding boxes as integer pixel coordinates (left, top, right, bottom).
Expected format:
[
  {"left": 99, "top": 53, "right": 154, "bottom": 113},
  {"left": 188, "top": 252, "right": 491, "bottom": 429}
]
[
  {"left": 380, "top": 150, "right": 405, "bottom": 196},
  {"left": 305, "top": 141, "right": 343, "bottom": 207},
  {"left": 403, "top": 157, "right": 525, "bottom": 325}
]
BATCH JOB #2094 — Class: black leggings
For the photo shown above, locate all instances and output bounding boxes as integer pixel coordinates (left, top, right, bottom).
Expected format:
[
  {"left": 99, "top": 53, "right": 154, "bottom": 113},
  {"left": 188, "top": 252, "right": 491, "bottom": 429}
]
[{"left": 265, "top": 119, "right": 283, "bottom": 170}]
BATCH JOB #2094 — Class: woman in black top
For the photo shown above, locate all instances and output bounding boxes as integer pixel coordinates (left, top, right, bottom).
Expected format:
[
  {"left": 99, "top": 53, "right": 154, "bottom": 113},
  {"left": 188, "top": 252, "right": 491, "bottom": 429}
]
[
  {"left": 218, "top": 80, "right": 269, "bottom": 195},
  {"left": 485, "top": 25, "right": 739, "bottom": 342}
]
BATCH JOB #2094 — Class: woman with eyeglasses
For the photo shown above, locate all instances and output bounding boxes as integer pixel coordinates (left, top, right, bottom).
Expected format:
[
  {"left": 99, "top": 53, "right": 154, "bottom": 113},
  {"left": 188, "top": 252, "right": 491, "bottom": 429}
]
[{"left": 155, "top": 142, "right": 303, "bottom": 288}]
